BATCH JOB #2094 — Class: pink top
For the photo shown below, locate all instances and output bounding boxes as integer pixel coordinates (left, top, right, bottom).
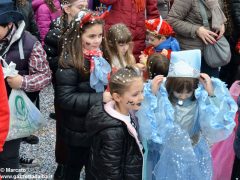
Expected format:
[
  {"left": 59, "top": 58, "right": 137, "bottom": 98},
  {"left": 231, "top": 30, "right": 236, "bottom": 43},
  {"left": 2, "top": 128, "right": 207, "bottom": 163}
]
[
  {"left": 32, "top": 0, "right": 62, "bottom": 44},
  {"left": 104, "top": 101, "right": 143, "bottom": 155}
]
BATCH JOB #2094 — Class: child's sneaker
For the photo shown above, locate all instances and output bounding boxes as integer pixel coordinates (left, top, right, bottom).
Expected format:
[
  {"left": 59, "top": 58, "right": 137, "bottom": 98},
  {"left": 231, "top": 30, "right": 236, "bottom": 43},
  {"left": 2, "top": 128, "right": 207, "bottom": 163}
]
[
  {"left": 19, "top": 156, "right": 39, "bottom": 167},
  {"left": 22, "top": 135, "right": 39, "bottom": 144}
]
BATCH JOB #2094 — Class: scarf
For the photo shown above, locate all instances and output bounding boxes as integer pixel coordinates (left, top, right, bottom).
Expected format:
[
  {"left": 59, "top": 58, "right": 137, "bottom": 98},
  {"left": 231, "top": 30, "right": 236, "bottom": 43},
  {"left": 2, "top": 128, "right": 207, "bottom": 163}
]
[
  {"left": 134, "top": 0, "right": 145, "bottom": 12},
  {"left": 83, "top": 49, "right": 111, "bottom": 93},
  {"left": 205, "top": 0, "right": 227, "bottom": 30}
]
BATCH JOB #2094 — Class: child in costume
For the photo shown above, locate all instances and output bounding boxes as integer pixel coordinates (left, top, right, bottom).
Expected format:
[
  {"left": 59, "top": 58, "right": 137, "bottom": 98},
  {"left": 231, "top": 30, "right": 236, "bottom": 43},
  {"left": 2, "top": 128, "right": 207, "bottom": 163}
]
[
  {"left": 86, "top": 66, "right": 144, "bottom": 179},
  {"left": 139, "top": 15, "right": 180, "bottom": 66},
  {"left": 146, "top": 53, "right": 169, "bottom": 79},
  {"left": 211, "top": 80, "right": 240, "bottom": 180},
  {"left": 231, "top": 80, "right": 240, "bottom": 179},
  {"left": 136, "top": 49, "right": 237, "bottom": 180},
  {"left": 105, "top": 23, "right": 136, "bottom": 73},
  {"left": 55, "top": 10, "right": 111, "bottom": 180}
]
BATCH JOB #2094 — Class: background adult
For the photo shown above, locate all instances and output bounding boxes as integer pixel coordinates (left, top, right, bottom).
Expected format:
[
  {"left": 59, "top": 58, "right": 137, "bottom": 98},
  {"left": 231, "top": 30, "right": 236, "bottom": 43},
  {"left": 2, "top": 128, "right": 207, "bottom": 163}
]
[
  {"left": 157, "top": 0, "right": 170, "bottom": 19},
  {"left": 167, "top": 0, "right": 226, "bottom": 77},
  {"left": 13, "top": 0, "right": 40, "bottom": 40},
  {"left": 219, "top": 0, "right": 240, "bottom": 87},
  {"left": 0, "top": 0, "right": 51, "bottom": 178}
]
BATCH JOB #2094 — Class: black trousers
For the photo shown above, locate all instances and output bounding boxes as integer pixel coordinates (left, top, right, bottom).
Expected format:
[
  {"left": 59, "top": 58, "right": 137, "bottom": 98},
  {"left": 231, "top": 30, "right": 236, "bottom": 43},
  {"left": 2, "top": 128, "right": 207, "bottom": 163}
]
[
  {"left": 231, "top": 155, "right": 240, "bottom": 180},
  {"left": 0, "top": 138, "right": 21, "bottom": 180},
  {"left": 55, "top": 100, "right": 68, "bottom": 165},
  {"left": 201, "top": 56, "right": 219, "bottom": 78},
  {"left": 64, "top": 146, "right": 89, "bottom": 180}
]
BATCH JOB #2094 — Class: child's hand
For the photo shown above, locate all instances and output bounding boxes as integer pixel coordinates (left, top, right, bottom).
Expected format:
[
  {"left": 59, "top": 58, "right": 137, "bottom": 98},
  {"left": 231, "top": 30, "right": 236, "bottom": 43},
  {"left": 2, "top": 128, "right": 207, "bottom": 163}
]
[
  {"left": 139, "top": 53, "right": 148, "bottom": 66},
  {"left": 103, "top": 91, "right": 112, "bottom": 103},
  {"left": 199, "top": 73, "right": 214, "bottom": 96},
  {"left": 161, "top": 49, "right": 168, "bottom": 57},
  {"left": 151, "top": 75, "right": 164, "bottom": 95}
]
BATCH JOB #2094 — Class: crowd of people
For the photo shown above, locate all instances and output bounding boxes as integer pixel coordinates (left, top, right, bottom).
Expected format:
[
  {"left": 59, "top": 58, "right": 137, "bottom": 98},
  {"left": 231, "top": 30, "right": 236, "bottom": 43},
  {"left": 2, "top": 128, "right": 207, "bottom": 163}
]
[{"left": 0, "top": 0, "right": 239, "bottom": 180}]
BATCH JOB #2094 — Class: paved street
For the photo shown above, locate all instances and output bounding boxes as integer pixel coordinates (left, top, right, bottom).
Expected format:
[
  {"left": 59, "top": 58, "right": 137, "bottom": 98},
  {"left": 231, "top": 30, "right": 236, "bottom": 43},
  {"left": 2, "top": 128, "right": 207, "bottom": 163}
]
[{"left": 20, "top": 84, "right": 85, "bottom": 179}]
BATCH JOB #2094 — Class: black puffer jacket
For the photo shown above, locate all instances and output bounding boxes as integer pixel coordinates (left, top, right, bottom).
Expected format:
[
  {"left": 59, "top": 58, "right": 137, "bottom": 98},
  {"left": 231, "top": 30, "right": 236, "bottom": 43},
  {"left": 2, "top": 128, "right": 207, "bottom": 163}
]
[
  {"left": 86, "top": 102, "right": 143, "bottom": 180},
  {"left": 231, "top": 0, "right": 240, "bottom": 31},
  {"left": 44, "top": 17, "right": 68, "bottom": 84},
  {"left": 55, "top": 65, "right": 103, "bottom": 147}
]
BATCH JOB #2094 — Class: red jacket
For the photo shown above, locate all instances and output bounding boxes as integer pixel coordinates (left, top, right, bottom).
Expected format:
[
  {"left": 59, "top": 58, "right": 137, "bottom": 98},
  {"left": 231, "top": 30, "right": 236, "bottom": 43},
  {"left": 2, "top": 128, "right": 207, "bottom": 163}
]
[
  {"left": 0, "top": 66, "right": 9, "bottom": 152},
  {"left": 100, "top": 0, "right": 159, "bottom": 62}
]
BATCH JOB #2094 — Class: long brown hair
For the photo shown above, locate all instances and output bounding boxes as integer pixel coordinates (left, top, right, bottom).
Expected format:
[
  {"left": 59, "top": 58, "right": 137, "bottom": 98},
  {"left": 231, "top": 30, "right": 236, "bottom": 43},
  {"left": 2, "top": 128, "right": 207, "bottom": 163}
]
[
  {"left": 59, "top": 16, "right": 105, "bottom": 74},
  {"left": 165, "top": 77, "right": 199, "bottom": 103},
  {"left": 45, "top": 0, "right": 58, "bottom": 12},
  {"left": 59, "top": 0, "right": 87, "bottom": 37},
  {"left": 106, "top": 23, "right": 135, "bottom": 68}
]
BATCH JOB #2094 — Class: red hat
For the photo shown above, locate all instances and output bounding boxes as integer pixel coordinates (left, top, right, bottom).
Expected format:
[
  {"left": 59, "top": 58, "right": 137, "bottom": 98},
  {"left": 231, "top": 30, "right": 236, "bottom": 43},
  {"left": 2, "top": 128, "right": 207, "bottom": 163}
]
[{"left": 145, "top": 16, "right": 175, "bottom": 36}]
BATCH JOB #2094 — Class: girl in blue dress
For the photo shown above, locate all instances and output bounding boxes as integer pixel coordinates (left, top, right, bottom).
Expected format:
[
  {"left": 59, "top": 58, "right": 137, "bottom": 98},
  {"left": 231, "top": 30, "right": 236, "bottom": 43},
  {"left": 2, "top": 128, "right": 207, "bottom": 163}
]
[{"left": 136, "top": 49, "right": 237, "bottom": 180}]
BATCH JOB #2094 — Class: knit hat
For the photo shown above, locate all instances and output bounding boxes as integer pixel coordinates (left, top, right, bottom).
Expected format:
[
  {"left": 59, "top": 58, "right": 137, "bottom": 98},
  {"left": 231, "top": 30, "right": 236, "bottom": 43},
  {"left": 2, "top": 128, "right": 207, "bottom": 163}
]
[
  {"left": 0, "top": 0, "right": 24, "bottom": 24},
  {"left": 145, "top": 16, "right": 175, "bottom": 36},
  {"left": 167, "top": 49, "right": 201, "bottom": 78}
]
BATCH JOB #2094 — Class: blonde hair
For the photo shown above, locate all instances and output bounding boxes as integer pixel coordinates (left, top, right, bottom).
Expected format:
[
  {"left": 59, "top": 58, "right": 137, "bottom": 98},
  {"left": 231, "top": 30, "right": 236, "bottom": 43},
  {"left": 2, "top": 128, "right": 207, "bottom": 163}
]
[
  {"left": 109, "top": 66, "right": 142, "bottom": 95},
  {"left": 106, "top": 23, "right": 135, "bottom": 68}
]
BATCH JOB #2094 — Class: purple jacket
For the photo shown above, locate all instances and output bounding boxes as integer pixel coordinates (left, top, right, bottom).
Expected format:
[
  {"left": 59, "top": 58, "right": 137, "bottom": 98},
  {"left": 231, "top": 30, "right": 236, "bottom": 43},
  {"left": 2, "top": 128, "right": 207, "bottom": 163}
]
[{"left": 32, "top": 0, "right": 62, "bottom": 44}]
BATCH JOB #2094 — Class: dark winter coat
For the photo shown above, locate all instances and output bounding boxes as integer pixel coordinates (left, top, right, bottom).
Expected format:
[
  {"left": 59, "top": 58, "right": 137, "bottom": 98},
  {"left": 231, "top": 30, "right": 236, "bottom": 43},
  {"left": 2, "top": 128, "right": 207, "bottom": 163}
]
[
  {"left": 231, "top": 0, "right": 240, "bottom": 31},
  {"left": 86, "top": 102, "right": 143, "bottom": 180},
  {"left": 55, "top": 61, "right": 103, "bottom": 147},
  {"left": 44, "top": 17, "right": 66, "bottom": 85},
  {"left": 14, "top": 0, "right": 40, "bottom": 40},
  {"left": 100, "top": 0, "right": 159, "bottom": 62},
  {"left": 157, "top": 0, "right": 170, "bottom": 19}
]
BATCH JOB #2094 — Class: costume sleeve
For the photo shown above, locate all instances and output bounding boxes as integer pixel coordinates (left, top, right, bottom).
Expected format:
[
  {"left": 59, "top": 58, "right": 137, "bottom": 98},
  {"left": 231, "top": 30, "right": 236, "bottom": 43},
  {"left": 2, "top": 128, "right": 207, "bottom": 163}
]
[
  {"left": 137, "top": 81, "right": 212, "bottom": 180},
  {"left": 136, "top": 81, "right": 174, "bottom": 144},
  {"left": 0, "top": 66, "right": 9, "bottom": 152},
  {"left": 196, "top": 78, "right": 237, "bottom": 144}
]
